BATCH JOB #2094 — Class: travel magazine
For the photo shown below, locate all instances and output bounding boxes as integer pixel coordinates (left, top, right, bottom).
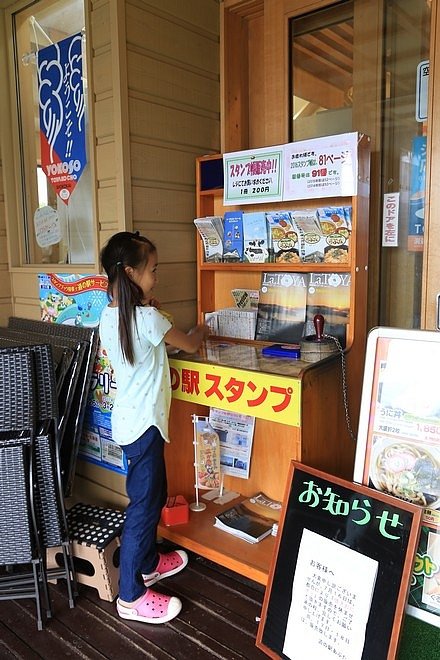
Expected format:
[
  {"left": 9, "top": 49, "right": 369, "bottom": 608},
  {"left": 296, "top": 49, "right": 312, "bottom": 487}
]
[{"left": 214, "top": 492, "right": 281, "bottom": 543}]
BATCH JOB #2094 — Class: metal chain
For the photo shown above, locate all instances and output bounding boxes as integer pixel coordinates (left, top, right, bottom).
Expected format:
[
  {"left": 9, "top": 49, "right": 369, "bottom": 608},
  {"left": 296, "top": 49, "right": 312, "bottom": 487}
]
[{"left": 324, "top": 334, "right": 357, "bottom": 442}]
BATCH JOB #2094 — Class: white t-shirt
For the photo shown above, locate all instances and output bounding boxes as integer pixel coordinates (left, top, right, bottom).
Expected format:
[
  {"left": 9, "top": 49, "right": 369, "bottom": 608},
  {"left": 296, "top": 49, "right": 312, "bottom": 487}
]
[{"left": 99, "top": 305, "right": 172, "bottom": 445}]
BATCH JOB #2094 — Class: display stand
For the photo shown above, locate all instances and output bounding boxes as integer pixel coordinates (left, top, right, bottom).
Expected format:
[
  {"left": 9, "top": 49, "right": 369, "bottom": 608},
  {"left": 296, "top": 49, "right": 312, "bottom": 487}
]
[
  {"left": 189, "top": 415, "right": 207, "bottom": 512},
  {"left": 159, "top": 134, "right": 371, "bottom": 585}
]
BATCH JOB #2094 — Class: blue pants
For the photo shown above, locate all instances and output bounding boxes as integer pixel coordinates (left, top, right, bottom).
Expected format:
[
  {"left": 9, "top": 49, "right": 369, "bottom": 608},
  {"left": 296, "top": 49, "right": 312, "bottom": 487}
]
[{"left": 119, "top": 426, "right": 167, "bottom": 602}]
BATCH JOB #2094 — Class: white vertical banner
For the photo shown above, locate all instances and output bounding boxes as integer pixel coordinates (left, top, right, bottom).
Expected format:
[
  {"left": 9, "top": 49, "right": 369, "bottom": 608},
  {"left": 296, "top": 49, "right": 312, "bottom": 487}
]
[{"left": 382, "top": 192, "right": 399, "bottom": 247}]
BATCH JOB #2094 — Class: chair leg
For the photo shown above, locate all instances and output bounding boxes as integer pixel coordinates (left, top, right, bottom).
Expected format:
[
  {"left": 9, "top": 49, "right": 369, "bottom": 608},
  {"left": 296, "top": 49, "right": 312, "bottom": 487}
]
[
  {"left": 39, "top": 557, "right": 52, "bottom": 619},
  {"left": 61, "top": 541, "right": 78, "bottom": 607},
  {"left": 31, "top": 560, "right": 44, "bottom": 631}
]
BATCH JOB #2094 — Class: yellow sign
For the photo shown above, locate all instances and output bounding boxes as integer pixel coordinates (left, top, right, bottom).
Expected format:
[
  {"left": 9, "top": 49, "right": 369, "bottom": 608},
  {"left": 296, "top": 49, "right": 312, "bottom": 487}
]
[{"left": 169, "top": 358, "right": 301, "bottom": 427}]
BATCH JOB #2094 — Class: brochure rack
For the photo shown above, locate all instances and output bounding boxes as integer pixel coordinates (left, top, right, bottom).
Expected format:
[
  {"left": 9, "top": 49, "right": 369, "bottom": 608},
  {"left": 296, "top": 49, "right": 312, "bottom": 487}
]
[{"left": 159, "top": 135, "right": 371, "bottom": 584}]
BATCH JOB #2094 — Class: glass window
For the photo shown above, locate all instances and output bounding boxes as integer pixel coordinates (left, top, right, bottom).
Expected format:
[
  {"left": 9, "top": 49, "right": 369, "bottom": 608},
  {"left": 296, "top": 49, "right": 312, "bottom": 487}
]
[
  {"left": 289, "top": 0, "right": 431, "bottom": 330},
  {"left": 12, "top": 0, "right": 94, "bottom": 265},
  {"left": 290, "top": 2, "right": 353, "bottom": 142},
  {"left": 379, "top": 1, "right": 430, "bottom": 328}
]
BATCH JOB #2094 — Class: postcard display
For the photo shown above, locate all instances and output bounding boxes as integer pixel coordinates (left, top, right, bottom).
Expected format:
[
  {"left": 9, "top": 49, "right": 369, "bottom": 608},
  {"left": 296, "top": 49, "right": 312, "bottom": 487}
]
[{"left": 161, "top": 133, "right": 371, "bottom": 585}]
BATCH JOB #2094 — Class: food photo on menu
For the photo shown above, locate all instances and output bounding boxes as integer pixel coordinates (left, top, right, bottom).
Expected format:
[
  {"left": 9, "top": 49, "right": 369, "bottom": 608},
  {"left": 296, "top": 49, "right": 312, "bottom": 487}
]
[{"left": 368, "top": 339, "right": 440, "bottom": 511}]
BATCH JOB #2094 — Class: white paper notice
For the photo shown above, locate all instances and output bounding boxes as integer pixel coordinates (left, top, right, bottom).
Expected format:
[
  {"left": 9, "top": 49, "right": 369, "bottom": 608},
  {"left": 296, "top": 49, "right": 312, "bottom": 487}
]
[
  {"left": 33, "top": 205, "right": 61, "bottom": 247},
  {"left": 283, "top": 132, "right": 358, "bottom": 201},
  {"left": 282, "top": 529, "right": 378, "bottom": 660}
]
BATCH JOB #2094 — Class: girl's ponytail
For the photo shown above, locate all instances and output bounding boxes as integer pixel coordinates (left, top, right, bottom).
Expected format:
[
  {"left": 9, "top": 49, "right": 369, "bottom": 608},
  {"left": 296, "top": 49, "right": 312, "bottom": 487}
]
[{"left": 100, "top": 232, "right": 156, "bottom": 365}]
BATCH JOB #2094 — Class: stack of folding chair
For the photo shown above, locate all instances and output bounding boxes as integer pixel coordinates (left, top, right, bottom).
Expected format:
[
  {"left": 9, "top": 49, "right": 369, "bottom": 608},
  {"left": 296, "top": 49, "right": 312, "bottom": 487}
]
[
  {"left": 0, "top": 349, "right": 49, "bottom": 630},
  {"left": 7, "top": 317, "right": 99, "bottom": 496},
  {"left": 0, "top": 342, "right": 78, "bottom": 629}
]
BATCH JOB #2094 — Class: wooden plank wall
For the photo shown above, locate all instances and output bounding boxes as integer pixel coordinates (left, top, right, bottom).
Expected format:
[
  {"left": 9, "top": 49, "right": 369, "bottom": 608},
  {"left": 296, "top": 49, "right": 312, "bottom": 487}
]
[
  {"left": 0, "top": 10, "right": 13, "bottom": 325},
  {"left": 76, "top": 0, "right": 220, "bottom": 505},
  {"left": 0, "top": 0, "right": 219, "bottom": 506},
  {"left": 0, "top": 154, "right": 12, "bottom": 326},
  {"left": 93, "top": 0, "right": 220, "bottom": 330}
]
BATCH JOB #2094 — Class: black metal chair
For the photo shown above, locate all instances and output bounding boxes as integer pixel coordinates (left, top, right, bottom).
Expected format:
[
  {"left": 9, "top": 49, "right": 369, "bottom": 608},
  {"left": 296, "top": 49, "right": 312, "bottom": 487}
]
[
  {"left": 0, "top": 349, "right": 49, "bottom": 630},
  {"left": 0, "top": 343, "right": 78, "bottom": 609},
  {"left": 8, "top": 318, "right": 99, "bottom": 497},
  {"left": 0, "top": 328, "right": 80, "bottom": 447}
]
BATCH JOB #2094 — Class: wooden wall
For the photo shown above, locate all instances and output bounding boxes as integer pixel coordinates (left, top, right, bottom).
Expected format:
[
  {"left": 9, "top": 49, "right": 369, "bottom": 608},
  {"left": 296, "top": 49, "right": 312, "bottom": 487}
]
[
  {"left": 0, "top": 154, "right": 12, "bottom": 326},
  {"left": 92, "top": 0, "right": 220, "bottom": 330},
  {"left": 0, "top": 0, "right": 220, "bottom": 506},
  {"left": 79, "top": 0, "right": 220, "bottom": 504},
  {"left": 0, "top": 0, "right": 220, "bottom": 326},
  {"left": 0, "top": 11, "right": 12, "bottom": 326}
]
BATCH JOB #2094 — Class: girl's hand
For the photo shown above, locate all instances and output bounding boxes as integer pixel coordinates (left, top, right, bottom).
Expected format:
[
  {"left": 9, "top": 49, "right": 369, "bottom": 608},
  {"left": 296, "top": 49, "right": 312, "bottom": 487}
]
[
  {"left": 188, "top": 323, "right": 210, "bottom": 338},
  {"left": 147, "top": 297, "right": 161, "bottom": 308},
  {"left": 165, "top": 323, "right": 210, "bottom": 354}
]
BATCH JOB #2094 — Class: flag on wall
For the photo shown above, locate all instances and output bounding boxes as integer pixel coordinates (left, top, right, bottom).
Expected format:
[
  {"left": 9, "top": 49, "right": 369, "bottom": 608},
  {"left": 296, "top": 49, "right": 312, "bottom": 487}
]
[{"left": 38, "top": 33, "right": 87, "bottom": 205}]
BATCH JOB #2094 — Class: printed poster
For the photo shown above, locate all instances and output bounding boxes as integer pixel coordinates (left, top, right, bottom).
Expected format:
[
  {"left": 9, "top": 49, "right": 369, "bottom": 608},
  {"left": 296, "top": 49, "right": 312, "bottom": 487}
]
[
  {"left": 38, "top": 33, "right": 87, "bottom": 205},
  {"left": 354, "top": 331, "right": 440, "bottom": 628},
  {"left": 408, "top": 135, "right": 426, "bottom": 252},
  {"left": 38, "top": 273, "right": 126, "bottom": 475},
  {"left": 223, "top": 145, "right": 284, "bottom": 205},
  {"left": 283, "top": 132, "right": 358, "bottom": 201},
  {"left": 208, "top": 407, "right": 255, "bottom": 479}
]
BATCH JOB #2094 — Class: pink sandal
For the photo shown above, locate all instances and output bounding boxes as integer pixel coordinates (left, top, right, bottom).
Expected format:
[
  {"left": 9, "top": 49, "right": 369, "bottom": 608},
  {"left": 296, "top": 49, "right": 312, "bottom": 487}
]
[
  {"left": 143, "top": 550, "right": 188, "bottom": 587},
  {"left": 117, "top": 588, "right": 182, "bottom": 624}
]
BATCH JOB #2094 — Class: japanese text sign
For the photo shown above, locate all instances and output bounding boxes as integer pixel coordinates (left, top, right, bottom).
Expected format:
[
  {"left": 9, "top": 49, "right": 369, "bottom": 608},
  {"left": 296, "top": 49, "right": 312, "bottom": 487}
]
[
  {"left": 169, "top": 358, "right": 301, "bottom": 426},
  {"left": 382, "top": 192, "right": 399, "bottom": 247},
  {"left": 38, "top": 33, "right": 87, "bottom": 205},
  {"left": 223, "top": 146, "right": 284, "bottom": 205},
  {"left": 283, "top": 132, "right": 358, "bottom": 201},
  {"left": 257, "top": 462, "right": 422, "bottom": 660},
  {"left": 223, "top": 133, "right": 359, "bottom": 207}
]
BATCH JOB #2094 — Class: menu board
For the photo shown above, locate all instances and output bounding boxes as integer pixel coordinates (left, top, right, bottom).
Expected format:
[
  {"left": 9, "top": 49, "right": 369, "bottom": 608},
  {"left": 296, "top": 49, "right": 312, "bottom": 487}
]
[
  {"left": 257, "top": 462, "right": 421, "bottom": 659},
  {"left": 354, "top": 327, "right": 440, "bottom": 628}
]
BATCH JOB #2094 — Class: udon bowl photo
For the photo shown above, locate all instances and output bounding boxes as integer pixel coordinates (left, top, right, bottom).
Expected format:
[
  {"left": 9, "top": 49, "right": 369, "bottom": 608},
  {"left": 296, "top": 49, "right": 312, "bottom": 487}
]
[{"left": 370, "top": 437, "right": 440, "bottom": 508}]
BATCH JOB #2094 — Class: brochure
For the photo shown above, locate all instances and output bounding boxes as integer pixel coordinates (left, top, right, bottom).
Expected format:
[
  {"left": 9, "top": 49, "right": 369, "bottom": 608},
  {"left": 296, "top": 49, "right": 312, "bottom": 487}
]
[
  {"left": 214, "top": 495, "right": 278, "bottom": 543},
  {"left": 255, "top": 271, "right": 307, "bottom": 343}
]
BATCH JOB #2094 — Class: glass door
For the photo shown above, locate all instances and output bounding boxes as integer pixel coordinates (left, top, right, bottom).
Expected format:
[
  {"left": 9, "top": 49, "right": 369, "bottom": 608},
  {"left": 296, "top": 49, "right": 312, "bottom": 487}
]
[{"left": 289, "top": 0, "right": 432, "bottom": 330}]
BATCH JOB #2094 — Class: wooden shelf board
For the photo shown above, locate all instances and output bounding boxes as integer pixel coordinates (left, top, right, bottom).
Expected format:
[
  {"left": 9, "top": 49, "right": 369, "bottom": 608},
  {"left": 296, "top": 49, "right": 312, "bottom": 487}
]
[
  {"left": 158, "top": 499, "right": 275, "bottom": 585},
  {"left": 199, "top": 262, "right": 351, "bottom": 272}
]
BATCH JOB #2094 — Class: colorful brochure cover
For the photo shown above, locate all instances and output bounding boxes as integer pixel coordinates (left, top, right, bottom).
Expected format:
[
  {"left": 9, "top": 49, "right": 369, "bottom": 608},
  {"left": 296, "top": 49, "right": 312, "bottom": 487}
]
[
  {"left": 306, "top": 272, "right": 351, "bottom": 347},
  {"left": 255, "top": 271, "right": 307, "bottom": 343}
]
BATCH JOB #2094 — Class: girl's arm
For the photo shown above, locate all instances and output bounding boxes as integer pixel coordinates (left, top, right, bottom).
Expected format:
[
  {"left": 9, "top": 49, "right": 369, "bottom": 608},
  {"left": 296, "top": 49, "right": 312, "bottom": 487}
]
[{"left": 164, "top": 323, "right": 210, "bottom": 354}]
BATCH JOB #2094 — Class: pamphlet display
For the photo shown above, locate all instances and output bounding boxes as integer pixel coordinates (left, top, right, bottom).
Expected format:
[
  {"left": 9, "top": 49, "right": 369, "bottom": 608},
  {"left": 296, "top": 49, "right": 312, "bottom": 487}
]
[
  {"left": 305, "top": 272, "right": 351, "bottom": 347},
  {"left": 254, "top": 272, "right": 307, "bottom": 343},
  {"left": 194, "top": 205, "right": 353, "bottom": 266},
  {"left": 257, "top": 461, "right": 422, "bottom": 659},
  {"left": 157, "top": 134, "right": 370, "bottom": 586},
  {"left": 354, "top": 327, "right": 440, "bottom": 628}
]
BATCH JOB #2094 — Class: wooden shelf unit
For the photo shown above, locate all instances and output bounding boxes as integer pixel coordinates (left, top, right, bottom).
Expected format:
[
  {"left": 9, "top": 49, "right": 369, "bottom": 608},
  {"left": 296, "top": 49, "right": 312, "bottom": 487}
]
[{"left": 160, "top": 137, "right": 371, "bottom": 584}]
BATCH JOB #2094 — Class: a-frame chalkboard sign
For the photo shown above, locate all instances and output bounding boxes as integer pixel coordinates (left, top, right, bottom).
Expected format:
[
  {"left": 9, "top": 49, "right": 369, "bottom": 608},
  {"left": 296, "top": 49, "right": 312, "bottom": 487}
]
[{"left": 256, "top": 461, "right": 422, "bottom": 660}]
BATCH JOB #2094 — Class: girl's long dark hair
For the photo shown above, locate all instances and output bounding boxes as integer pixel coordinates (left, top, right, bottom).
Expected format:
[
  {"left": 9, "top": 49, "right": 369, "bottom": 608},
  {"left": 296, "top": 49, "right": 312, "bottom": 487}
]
[{"left": 100, "top": 231, "right": 156, "bottom": 365}]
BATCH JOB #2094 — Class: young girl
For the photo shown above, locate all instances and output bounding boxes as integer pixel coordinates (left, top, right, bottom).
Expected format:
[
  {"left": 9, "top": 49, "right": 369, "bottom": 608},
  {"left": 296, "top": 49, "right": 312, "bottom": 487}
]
[{"left": 99, "top": 231, "right": 209, "bottom": 624}]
